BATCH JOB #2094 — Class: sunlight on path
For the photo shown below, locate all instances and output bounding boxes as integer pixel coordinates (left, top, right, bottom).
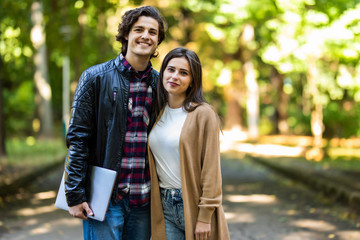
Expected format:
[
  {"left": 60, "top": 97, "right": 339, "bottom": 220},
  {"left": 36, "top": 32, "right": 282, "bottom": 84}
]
[
  {"left": 1, "top": 186, "right": 82, "bottom": 240},
  {"left": 220, "top": 130, "right": 305, "bottom": 157},
  {"left": 225, "top": 194, "right": 276, "bottom": 204},
  {"left": 221, "top": 153, "right": 360, "bottom": 240}
]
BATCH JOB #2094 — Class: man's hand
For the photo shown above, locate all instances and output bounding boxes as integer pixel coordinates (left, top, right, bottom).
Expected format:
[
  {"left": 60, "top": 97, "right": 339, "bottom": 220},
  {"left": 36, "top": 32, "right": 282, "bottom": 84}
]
[
  {"left": 195, "top": 221, "right": 211, "bottom": 240},
  {"left": 69, "top": 202, "right": 94, "bottom": 220}
]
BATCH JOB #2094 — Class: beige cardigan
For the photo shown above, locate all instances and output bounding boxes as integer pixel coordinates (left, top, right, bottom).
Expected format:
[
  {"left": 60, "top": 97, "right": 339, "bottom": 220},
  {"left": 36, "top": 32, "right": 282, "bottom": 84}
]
[{"left": 149, "top": 103, "right": 230, "bottom": 240}]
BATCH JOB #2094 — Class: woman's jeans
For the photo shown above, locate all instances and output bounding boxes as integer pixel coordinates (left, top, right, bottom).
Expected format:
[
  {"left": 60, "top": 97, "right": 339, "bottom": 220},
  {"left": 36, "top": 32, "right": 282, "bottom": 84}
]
[
  {"left": 83, "top": 194, "right": 150, "bottom": 240},
  {"left": 160, "top": 188, "right": 185, "bottom": 240}
]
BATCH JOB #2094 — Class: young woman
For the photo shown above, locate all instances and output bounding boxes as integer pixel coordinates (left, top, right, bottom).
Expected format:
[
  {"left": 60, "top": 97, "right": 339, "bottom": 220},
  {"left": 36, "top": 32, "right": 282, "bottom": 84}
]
[{"left": 148, "top": 47, "right": 230, "bottom": 240}]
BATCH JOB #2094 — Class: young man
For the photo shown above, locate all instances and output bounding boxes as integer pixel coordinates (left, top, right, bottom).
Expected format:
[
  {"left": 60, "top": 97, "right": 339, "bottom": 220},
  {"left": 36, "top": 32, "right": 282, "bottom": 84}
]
[{"left": 64, "top": 6, "right": 167, "bottom": 239}]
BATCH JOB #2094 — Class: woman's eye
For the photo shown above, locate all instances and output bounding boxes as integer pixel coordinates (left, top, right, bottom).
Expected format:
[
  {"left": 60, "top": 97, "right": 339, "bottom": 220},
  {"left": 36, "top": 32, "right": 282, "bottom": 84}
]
[{"left": 181, "top": 71, "right": 188, "bottom": 76}]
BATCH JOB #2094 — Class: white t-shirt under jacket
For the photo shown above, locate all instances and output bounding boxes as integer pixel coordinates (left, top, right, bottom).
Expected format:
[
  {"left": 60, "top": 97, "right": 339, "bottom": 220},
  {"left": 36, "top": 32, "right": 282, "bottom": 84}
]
[{"left": 149, "top": 104, "right": 188, "bottom": 189}]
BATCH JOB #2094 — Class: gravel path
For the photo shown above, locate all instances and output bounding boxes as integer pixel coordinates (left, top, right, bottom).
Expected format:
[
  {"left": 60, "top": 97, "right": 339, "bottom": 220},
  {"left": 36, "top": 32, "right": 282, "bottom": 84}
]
[
  {"left": 0, "top": 152, "right": 359, "bottom": 239},
  {"left": 222, "top": 152, "right": 360, "bottom": 240}
]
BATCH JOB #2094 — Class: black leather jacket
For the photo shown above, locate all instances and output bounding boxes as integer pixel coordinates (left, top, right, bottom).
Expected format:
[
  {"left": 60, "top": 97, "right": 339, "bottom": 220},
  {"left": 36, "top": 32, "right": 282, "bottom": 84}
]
[{"left": 64, "top": 54, "right": 158, "bottom": 207}]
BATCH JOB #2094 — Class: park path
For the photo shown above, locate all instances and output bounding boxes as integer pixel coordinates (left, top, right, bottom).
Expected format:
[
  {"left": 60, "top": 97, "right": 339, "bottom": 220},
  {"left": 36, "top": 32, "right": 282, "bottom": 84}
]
[
  {"left": 222, "top": 152, "right": 360, "bottom": 240},
  {"left": 0, "top": 152, "right": 359, "bottom": 240}
]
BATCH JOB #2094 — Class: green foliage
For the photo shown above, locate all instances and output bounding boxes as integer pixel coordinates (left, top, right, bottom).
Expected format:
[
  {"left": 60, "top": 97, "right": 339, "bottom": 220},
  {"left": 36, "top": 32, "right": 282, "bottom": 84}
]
[
  {"left": 0, "top": 137, "right": 66, "bottom": 175},
  {"left": 323, "top": 101, "right": 360, "bottom": 138},
  {"left": 309, "top": 155, "right": 360, "bottom": 172},
  {"left": 3, "top": 81, "right": 36, "bottom": 135},
  {"left": 1, "top": 0, "right": 360, "bottom": 139},
  {"left": 1, "top": 0, "right": 35, "bottom": 136},
  {"left": 258, "top": 0, "right": 360, "bottom": 137},
  {"left": 287, "top": 103, "right": 312, "bottom": 135},
  {"left": 1, "top": 0, "right": 120, "bottom": 137},
  {"left": 4, "top": 137, "right": 65, "bottom": 163}
]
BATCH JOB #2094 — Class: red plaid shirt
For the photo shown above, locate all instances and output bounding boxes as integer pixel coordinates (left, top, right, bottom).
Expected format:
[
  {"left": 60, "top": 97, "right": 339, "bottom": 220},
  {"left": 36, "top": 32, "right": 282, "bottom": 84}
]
[{"left": 117, "top": 54, "right": 153, "bottom": 207}]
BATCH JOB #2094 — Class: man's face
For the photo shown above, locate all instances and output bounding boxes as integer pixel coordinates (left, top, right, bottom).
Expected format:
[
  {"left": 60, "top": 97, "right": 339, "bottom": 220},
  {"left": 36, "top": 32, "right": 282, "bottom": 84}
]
[{"left": 126, "top": 16, "right": 159, "bottom": 59}]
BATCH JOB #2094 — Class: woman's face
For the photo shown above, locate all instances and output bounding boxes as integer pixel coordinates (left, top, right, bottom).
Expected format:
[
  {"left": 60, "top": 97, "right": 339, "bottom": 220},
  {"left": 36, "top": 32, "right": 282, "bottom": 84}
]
[{"left": 162, "top": 57, "right": 192, "bottom": 99}]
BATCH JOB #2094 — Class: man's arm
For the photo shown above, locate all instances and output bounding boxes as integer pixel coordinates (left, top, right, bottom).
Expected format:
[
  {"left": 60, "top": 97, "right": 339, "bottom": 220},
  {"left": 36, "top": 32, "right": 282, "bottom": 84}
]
[{"left": 65, "top": 70, "right": 95, "bottom": 209}]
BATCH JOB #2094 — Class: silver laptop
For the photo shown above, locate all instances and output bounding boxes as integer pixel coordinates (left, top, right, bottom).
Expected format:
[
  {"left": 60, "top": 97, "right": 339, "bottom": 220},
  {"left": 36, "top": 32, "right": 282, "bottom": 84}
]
[{"left": 55, "top": 166, "right": 117, "bottom": 221}]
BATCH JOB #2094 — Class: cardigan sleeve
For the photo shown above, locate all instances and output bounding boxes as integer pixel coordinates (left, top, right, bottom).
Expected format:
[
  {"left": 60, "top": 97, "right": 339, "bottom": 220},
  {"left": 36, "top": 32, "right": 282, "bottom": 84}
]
[{"left": 197, "top": 106, "right": 223, "bottom": 224}]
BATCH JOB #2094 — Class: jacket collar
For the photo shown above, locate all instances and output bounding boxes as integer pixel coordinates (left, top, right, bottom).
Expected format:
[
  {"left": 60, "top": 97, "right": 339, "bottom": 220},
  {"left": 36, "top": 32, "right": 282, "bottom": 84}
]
[
  {"left": 115, "top": 53, "right": 156, "bottom": 85},
  {"left": 114, "top": 54, "right": 127, "bottom": 73}
]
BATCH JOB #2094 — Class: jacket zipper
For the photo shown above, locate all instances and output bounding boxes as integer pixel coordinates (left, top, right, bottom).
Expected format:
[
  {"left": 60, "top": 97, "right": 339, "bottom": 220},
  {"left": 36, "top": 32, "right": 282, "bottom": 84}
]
[{"left": 113, "top": 87, "right": 118, "bottom": 102}]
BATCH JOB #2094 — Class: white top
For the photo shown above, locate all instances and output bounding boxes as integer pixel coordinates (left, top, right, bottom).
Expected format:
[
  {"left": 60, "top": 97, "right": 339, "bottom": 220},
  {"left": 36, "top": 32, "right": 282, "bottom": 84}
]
[{"left": 149, "top": 104, "right": 188, "bottom": 189}]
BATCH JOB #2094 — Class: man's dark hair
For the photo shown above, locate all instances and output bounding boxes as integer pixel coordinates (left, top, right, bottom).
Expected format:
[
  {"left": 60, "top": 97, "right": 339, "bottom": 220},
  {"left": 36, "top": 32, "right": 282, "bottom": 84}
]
[{"left": 115, "top": 6, "right": 167, "bottom": 59}]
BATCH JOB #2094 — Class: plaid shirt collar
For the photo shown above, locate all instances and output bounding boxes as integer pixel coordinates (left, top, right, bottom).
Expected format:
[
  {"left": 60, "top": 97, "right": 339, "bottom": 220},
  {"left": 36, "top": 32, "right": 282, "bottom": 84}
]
[{"left": 120, "top": 53, "right": 153, "bottom": 83}]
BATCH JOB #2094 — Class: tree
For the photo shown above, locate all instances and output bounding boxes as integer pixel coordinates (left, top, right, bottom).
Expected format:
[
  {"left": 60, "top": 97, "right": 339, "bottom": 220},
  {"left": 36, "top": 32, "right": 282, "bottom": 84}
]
[
  {"left": 270, "top": 67, "right": 289, "bottom": 134},
  {"left": 0, "top": 57, "right": 6, "bottom": 157},
  {"left": 260, "top": 0, "right": 360, "bottom": 158},
  {"left": 1, "top": 0, "right": 360, "bottom": 144},
  {"left": 30, "top": 1, "right": 53, "bottom": 138}
]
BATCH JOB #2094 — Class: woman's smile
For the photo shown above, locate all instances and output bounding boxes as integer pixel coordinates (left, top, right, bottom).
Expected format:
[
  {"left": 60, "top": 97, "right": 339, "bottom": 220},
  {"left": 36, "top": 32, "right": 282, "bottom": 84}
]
[{"left": 163, "top": 57, "right": 192, "bottom": 101}]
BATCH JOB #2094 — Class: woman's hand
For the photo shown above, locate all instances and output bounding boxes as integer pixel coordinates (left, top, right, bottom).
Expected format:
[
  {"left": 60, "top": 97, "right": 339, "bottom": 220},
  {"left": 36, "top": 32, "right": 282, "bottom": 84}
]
[{"left": 195, "top": 221, "right": 211, "bottom": 240}]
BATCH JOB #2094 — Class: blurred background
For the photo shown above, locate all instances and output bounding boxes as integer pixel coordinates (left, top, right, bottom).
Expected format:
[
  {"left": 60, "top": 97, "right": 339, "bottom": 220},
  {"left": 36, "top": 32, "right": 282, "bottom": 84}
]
[
  {"left": 1, "top": 1, "right": 360, "bottom": 238},
  {"left": 1, "top": 0, "right": 360, "bottom": 175}
]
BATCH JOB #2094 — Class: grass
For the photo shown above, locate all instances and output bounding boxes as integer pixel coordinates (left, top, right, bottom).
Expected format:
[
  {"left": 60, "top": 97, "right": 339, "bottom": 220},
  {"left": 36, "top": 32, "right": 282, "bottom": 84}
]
[
  {"left": 308, "top": 156, "right": 360, "bottom": 172},
  {"left": 0, "top": 137, "right": 67, "bottom": 184}
]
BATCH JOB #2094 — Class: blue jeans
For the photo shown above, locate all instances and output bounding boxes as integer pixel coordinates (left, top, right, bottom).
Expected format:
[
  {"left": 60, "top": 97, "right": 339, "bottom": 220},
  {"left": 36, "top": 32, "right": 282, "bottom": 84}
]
[
  {"left": 83, "top": 195, "right": 150, "bottom": 240},
  {"left": 160, "top": 188, "right": 185, "bottom": 240}
]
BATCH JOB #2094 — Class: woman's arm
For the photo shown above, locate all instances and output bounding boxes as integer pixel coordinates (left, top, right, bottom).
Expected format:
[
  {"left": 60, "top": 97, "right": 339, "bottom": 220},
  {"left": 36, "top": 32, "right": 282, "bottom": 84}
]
[{"left": 196, "top": 106, "right": 223, "bottom": 224}]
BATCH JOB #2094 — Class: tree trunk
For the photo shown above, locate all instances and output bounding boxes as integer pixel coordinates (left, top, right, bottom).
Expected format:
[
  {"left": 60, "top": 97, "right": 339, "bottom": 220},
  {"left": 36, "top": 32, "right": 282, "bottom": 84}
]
[
  {"left": 0, "top": 58, "right": 6, "bottom": 157},
  {"left": 97, "top": 1, "right": 107, "bottom": 62},
  {"left": 223, "top": 62, "right": 246, "bottom": 132},
  {"left": 241, "top": 24, "right": 259, "bottom": 141},
  {"left": 31, "top": 1, "right": 53, "bottom": 138},
  {"left": 59, "top": 0, "right": 71, "bottom": 137},
  {"left": 224, "top": 88, "right": 244, "bottom": 131},
  {"left": 180, "top": 7, "right": 193, "bottom": 45},
  {"left": 306, "top": 57, "right": 324, "bottom": 161},
  {"left": 74, "top": 6, "right": 84, "bottom": 85},
  {"left": 271, "top": 67, "right": 289, "bottom": 134},
  {"left": 244, "top": 61, "right": 259, "bottom": 141}
]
